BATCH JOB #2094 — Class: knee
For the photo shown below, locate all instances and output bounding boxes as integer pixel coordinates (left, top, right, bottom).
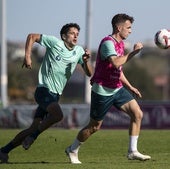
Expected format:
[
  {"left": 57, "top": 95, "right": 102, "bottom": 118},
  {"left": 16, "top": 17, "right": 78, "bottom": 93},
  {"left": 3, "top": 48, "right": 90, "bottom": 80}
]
[
  {"left": 47, "top": 103, "right": 63, "bottom": 122},
  {"left": 53, "top": 111, "right": 63, "bottom": 122},
  {"left": 88, "top": 120, "right": 102, "bottom": 134},
  {"left": 134, "top": 109, "right": 143, "bottom": 122},
  {"left": 58, "top": 113, "right": 63, "bottom": 121}
]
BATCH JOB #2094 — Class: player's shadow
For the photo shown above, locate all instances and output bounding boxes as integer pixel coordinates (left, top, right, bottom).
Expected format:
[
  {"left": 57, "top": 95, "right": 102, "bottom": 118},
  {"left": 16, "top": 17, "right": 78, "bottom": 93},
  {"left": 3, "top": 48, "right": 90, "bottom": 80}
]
[{"left": 1, "top": 161, "right": 69, "bottom": 164}]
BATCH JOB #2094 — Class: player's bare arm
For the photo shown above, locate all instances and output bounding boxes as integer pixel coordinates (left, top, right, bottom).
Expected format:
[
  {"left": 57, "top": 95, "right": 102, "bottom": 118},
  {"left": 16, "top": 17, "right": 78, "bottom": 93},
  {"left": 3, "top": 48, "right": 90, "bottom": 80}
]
[
  {"left": 120, "top": 72, "right": 142, "bottom": 98},
  {"left": 108, "top": 42, "right": 143, "bottom": 68},
  {"left": 81, "top": 49, "right": 93, "bottom": 77},
  {"left": 22, "top": 34, "right": 41, "bottom": 69},
  {"left": 126, "top": 42, "right": 143, "bottom": 61}
]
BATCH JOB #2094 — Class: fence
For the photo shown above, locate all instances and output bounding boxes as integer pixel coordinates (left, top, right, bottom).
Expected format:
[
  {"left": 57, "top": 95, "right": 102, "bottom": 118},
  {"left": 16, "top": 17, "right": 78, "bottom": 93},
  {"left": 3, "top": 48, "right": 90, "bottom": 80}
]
[{"left": 0, "top": 102, "right": 170, "bottom": 129}]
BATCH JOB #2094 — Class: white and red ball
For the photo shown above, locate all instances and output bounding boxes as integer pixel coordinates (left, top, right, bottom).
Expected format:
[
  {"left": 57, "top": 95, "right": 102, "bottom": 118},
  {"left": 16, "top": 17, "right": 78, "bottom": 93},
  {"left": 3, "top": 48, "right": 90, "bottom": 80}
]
[{"left": 154, "top": 29, "right": 170, "bottom": 49}]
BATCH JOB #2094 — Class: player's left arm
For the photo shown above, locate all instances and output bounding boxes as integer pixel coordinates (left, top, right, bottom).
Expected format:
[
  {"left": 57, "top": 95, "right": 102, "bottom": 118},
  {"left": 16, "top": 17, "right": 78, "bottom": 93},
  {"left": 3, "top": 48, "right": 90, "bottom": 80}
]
[
  {"left": 120, "top": 71, "right": 142, "bottom": 98},
  {"left": 81, "top": 49, "right": 93, "bottom": 77}
]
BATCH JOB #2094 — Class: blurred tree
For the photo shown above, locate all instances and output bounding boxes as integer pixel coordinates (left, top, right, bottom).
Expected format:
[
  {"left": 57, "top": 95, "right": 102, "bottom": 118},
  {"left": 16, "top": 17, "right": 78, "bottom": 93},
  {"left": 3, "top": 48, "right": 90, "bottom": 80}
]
[{"left": 124, "top": 60, "right": 162, "bottom": 100}]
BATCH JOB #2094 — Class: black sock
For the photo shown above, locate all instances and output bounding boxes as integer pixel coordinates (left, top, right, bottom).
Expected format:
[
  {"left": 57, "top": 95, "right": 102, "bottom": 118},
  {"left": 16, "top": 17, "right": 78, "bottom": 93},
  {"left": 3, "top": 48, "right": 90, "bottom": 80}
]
[{"left": 1, "top": 142, "right": 14, "bottom": 153}]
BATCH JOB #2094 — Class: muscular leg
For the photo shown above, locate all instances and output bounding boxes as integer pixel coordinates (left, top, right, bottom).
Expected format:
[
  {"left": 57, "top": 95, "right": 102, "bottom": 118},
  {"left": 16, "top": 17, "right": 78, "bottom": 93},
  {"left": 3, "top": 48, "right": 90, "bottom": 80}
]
[
  {"left": 120, "top": 99, "right": 143, "bottom": 136},
  {"left": 0, "top": 118, "right": 41, "bottom": 154},
  {"left": 37, "top": 102, "right": 63, "bottom": 133},
  {"left": 65, "top": 118, "right": 103, "bottom": 164},
  {"left": 23, "top": 102, "right": 63, "bottom": 144},
  {"left": 28, "top": 87, "right": 63, "bottom": 138},
  {"left": 12, "top": 118, "right": 42, "bottom": 147},
  {"left": 120, "top": 99, "right": 151, "bottom": 160},
  {"left": 121, "top": 99, "right": 143, "bottom": 152},
  {"left": 77, "top": 118, "right": 103, "bottom": 142},
  {"left": 68, "top": 118, "right": 102, "bottom": 154}
]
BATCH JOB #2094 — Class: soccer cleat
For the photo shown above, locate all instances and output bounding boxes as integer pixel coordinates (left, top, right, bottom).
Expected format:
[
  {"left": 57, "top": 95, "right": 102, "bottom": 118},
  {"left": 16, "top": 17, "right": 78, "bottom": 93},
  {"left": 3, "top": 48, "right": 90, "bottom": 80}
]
[
  {"left": 127, "top": 151, "right": 151, "bottom": 161},
  {"left": 65, "top": 146, "right": 81, "bottom": 164},
  {"left": 22, "top": 136, "right": 35, "bottom": 150},
  {"left": 0, "top": 149, "right": 9, "bottom": 163}
]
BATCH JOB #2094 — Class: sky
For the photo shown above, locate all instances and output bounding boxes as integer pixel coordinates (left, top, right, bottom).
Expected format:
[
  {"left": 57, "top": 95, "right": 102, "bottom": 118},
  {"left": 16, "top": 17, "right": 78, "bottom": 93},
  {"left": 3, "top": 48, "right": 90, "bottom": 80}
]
[{"left": 5, "top": 0, "right": 170, "bottom": 50}]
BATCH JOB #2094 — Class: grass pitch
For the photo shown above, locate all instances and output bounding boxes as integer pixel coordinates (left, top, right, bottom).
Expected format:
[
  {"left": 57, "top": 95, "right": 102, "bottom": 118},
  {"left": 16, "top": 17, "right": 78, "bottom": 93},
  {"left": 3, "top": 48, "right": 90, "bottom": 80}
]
[{"left": 0, "top": 129, "right": 170, "bottom": 169}]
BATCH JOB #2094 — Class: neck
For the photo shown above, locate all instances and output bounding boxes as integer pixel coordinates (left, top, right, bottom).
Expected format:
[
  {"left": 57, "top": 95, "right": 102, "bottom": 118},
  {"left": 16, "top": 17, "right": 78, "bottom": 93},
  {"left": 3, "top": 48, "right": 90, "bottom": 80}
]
[
  {"left": 111, "top": 34, "right": 121, "bottom": 42},
  {"left": 64, "top": 42, "right": 74, "bottom": 50}
]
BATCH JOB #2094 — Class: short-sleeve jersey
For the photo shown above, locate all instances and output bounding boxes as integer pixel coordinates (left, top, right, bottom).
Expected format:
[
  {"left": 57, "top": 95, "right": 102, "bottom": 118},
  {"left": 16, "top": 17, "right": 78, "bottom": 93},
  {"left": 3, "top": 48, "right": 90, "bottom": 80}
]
[
  {"left": 91, "top": 35, "right": 124, "bottom": 89},
  {"left": 37, "top": 34, "right": 84, "bottom": 95}
]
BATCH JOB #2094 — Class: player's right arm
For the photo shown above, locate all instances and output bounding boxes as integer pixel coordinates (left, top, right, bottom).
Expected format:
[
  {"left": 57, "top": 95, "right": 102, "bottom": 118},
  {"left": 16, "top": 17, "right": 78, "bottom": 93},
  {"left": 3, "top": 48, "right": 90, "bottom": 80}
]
[
  {"left": 108, "top": 42, "right": 143, "bottom": 68},
  {"left": 126, "top": 42, "right": 143, "bottom": 61},
  {"left": 22, "top": 34, "right": 41, "bottom": 69}
]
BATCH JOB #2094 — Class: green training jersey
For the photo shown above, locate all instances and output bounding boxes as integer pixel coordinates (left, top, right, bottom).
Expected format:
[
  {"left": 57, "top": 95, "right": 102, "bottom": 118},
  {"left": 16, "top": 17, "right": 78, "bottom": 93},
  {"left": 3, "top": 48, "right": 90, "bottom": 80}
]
[{"left": 37, "top": 34, "right": 84, "bottom": 95}]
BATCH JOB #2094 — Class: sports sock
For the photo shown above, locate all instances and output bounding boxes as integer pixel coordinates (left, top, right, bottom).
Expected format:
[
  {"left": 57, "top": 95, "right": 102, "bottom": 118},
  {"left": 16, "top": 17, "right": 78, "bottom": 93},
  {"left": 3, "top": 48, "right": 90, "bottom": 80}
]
[
  {"left": 128, "top": 135, "right": 138, "bottom": 152},
  {"left": 70, "top": 138, "right": 83, "bottom": 153},
  {"left": 1, "top": 141, "right": 14, "bottom": 153}
]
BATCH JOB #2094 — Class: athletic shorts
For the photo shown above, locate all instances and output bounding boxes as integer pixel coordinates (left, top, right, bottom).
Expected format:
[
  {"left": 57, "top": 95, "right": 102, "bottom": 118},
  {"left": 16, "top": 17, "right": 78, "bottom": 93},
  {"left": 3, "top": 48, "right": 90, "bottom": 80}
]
[
  {"left": 90, "top": 87, "right": 134, "bottom": 121},
  {"left": 34, "top": 87, "right": 60, "bottom": 119}
]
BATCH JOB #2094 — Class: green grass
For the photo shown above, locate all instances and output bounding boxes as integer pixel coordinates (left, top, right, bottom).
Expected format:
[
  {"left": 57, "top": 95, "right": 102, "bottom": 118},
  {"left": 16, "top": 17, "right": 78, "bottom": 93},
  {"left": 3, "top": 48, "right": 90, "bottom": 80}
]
[{"left": 0, "top": 129, "right": 170, "bottom": 169}]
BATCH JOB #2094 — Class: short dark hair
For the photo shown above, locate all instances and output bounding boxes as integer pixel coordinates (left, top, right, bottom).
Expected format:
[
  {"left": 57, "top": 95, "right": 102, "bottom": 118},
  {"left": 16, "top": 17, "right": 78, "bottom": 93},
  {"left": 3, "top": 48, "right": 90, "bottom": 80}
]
[
  {"left": 111, "top": 13, "right": 134, "bottom": 31},
  {"left": 60, "top": 23, "right": 80, "bottom": 40}
]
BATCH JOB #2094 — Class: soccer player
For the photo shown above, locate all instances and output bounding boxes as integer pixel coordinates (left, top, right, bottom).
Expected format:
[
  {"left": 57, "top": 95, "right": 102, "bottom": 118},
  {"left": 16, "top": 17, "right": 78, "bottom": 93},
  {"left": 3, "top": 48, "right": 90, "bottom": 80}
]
[
  {"left": 65, "top": 14, "right": 151, "bottom": 164},
  {"left": 0, "top": 23, "right": 93, "bottom": 163}
]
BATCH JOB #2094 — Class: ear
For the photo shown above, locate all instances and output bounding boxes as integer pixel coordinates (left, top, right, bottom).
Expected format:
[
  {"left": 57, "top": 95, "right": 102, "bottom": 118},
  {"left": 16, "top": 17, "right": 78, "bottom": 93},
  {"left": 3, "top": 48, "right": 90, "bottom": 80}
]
[
  {"left": 62, "top": 34, "right": 66, "bottom": 40},
  {"left": 117, "top": 25, "right": 122, "bottom": 32}
]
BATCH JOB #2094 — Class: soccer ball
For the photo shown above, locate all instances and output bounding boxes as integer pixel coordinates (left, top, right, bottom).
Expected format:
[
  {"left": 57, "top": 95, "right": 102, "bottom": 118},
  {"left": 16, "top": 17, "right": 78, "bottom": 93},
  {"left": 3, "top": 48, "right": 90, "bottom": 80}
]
[{"left": 154, "top": 29, "right": 170, "bottom": 49}]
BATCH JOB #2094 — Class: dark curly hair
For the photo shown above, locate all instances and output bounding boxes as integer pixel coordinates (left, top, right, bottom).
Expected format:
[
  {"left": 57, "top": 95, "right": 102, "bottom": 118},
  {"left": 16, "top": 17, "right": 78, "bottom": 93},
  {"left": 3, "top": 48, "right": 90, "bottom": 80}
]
[{"left": 60, "top": 23, "right": 80, "bottom": 40}]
